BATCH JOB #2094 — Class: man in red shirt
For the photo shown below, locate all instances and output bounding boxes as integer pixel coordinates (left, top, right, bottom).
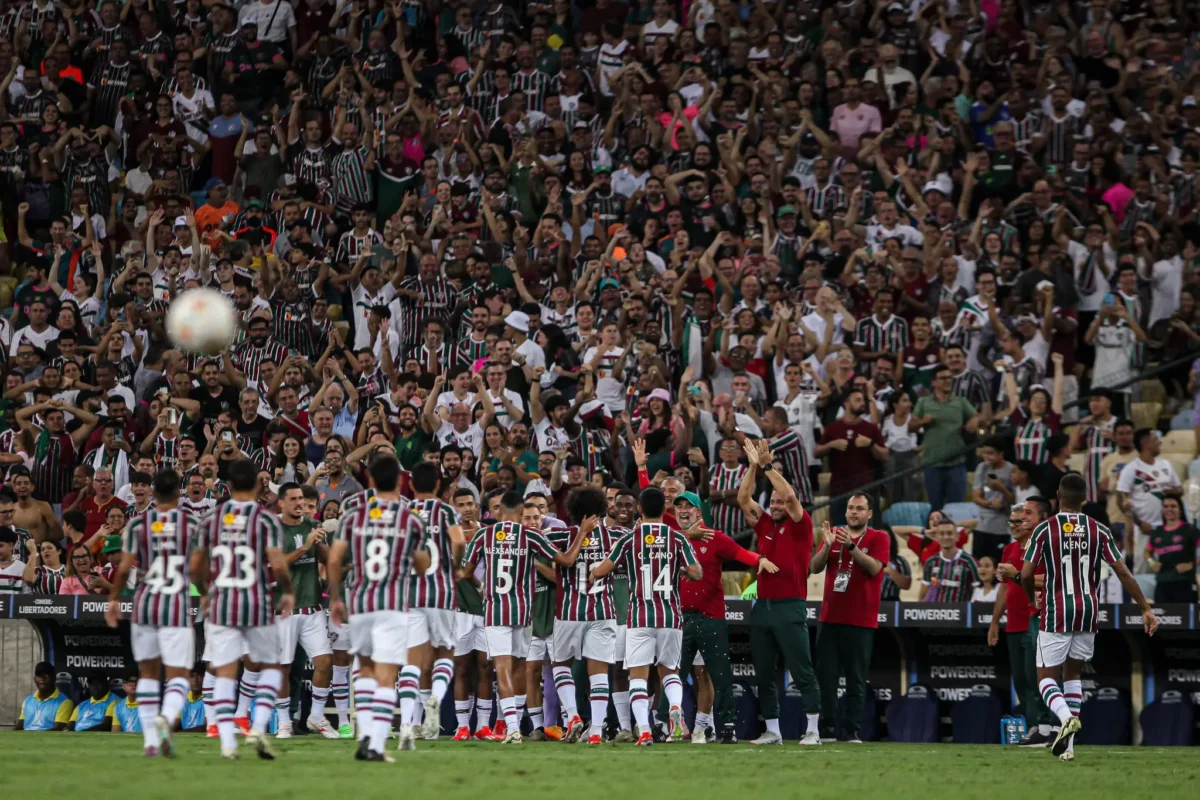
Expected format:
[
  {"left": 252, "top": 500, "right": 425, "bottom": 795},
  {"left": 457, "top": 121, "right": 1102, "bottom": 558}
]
[
  {"left": 77, "top": 467, "right": 127, "bottom": 537},
  {"left": 674, "top": 491, "right": 776, "bottom": 745},
  {"left": 988, "top": 497, "right": 1054, "bottom": 747},
  {"left": 810, "top": 492, "right": 889, "bottom": 743},
  {"left": 737, "top": 439, "right": 822, "bottom": 746},
  {"left": 815, "top": 389, "right": 887, "bottom": 525}
]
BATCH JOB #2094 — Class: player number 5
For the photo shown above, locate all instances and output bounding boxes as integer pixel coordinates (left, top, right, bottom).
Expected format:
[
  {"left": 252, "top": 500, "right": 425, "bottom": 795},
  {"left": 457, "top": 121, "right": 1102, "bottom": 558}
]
[{"left": 495, "top": 557, "right": 514, "bottom": 594}]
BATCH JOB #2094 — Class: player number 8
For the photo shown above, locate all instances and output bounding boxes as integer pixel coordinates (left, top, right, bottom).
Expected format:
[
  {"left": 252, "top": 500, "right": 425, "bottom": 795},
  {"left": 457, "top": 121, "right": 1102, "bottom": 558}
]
[{"left": 365, "top": 539, "right": 391, "bottom": 581}]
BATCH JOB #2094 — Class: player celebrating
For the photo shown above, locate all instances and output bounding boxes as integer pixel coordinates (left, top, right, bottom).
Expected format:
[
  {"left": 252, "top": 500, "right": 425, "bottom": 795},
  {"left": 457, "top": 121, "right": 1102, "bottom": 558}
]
[
  {"left": 327, "top": 456, "right": 430, "bottom": 760},
  {"left": 450, "top": 489, "right": 495, "bottom": 741},
  {"left": 105, "top": 470, "right": 204, "bottom": 758},
  {"left": 462, "top": 490, "right": 585, "bottom": 743},
  {"left": 190, "top": 459, "right": 295, "bottom": 760},
  {"left": 1021, "top": 473, "right": 1158, "bottom": 761},
  {"left": 591, "top": 487, "right": 702, "bottom": 746},
  {"left": 399, "top": 462, "right": 466, "bottom": 741},
  {"left": 548, "top": 487, "right": 623, "bottom": 745},
  {"left": 273, "top": 484, "right": 337, "bottom": 738}
]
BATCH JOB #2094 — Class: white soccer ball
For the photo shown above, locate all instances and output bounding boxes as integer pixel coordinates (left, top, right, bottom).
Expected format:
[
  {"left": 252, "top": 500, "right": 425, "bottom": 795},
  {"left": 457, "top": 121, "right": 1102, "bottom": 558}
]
[{"left": 166, "top": 288, "right": 238, "bottom": 354}]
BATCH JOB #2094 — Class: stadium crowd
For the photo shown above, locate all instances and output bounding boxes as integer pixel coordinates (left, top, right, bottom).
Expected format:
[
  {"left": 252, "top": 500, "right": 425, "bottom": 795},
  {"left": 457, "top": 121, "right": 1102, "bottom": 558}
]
[{"left": 2, "top": 0, "right": 1200, "bottom": 746}]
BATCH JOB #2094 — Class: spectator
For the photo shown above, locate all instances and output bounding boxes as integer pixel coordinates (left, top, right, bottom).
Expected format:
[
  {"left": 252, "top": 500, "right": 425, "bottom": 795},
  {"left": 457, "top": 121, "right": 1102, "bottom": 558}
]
[
  {"left": 16, "top": 662, "right": 73, "bottom": 731},
  {"left": 180, "top": 666, "right": 208, "bottom": 733},
  {"left": 971, "top": 557, "right": 1000, "bottom": 603},
  {"left": 880, "top": 391, "right": 921, "bottom": 503},
  {"left": 920, "top": 518, "right": 980, "bottom": 603},
  {"left": 21, "top": 539, "right": 65, "bottom": 594},
  {"left": 0, "top": 527, "right": 27, "bottom": 593},
  {"left": 971, "top": 437, "right": 1015, "bottom": 563},
  {"left": 912, "top": 365, "right": 979, "bottom": 510},
  {"left": 879, "top": 525, "right": 912, "bottom": 601},
  {"left": 111, "top": 675, "right": 143, "bottom": 733},
  {"left": 815, "top": 389, "right": 887, "bottom": 525},
  {"left": 59, "top": 544, "right": 108, "bottom": 595},
  {"left": 69, "top": 676, "right": 116, "bottom": 732},
  {"left": 1145, "top": 497, "right": 1198, "bottom": 604},
  {"left": 1117, "top": 430, "right": 1183, "bottom": 569}
]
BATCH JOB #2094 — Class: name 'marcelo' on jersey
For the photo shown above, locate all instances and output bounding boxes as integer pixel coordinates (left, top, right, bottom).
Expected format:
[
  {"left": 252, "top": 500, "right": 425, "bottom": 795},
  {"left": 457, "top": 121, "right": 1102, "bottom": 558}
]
[
  {"left": 464, "top": 521, "right": 561, "bottom": 627},
  {"left": 199, "top": 500, "right": 285, "bottom": 628},
  {"left": 123, "top": 506, "right": 204, "bottom": 627},
  {"left": 405, "top": 497, "right": 460, "bottom": 611},
  {"left": 335, "top": 497, "right": 426, "bottom": 615},
  {"left": 605, "top": 522, "right": 698, "bottom": 629},
  {"left": 1025, "top": 512, "right": 1123, "bottom": 633},
  {"left": 549, "top": 522, "right": 627, "bottom": 622}
]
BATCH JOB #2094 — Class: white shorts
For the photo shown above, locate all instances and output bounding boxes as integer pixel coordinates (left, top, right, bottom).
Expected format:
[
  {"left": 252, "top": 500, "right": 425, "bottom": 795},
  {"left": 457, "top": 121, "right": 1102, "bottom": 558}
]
[
  {"left": 624, "top": 627, "right": 683, "bottom": 670},
  {"left": 278, "top": 612, "right": 333, "bottom": 662},
  {"left": 131, "top": 624, "right": 195, "bottom": 669},
  {"left": 1036, "top": 631, "right": 1096, "bottom": 668},
  {"left": 454, "top": 613, "right": 485, "bottom": 657},
  {"left": 484, "top": 625, "right": 532, "bottom": 659},
  {"left": 528, "top": 634, "right": 552, "bottom": 662},
  {"left": 408, "top": 608, "right": 458, "bottom": 650},
  {"left": 615, "top": 624, "right": 627, "bottom": 663},
  {"left": 349, "top": 611, "right": 410, "bottom": 665},
  {"left": 552, "top": 619, "right": 617, "bottom": 664},
  {"left": 206, "top": 624, "right": 279, "bottom": 668}
]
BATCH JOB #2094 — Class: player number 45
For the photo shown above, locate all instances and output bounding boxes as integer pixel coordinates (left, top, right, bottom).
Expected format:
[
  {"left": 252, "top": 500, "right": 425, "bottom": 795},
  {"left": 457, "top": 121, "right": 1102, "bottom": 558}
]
[
  {"left": 641, "top": 563, "right": 672, "bottom": 599},
  {"left": 143, "top": 554, "right": 187, "bottom": 595}
]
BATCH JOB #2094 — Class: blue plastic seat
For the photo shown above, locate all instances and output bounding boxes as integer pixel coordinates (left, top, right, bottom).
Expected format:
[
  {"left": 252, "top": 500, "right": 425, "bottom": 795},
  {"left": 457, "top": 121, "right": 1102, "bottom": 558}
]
[
  {"left": 941, "top": 502, "right": 979, "bottom": 525},
  {"left": 882, "top": 502, "right": 932, "bottom": 528}
]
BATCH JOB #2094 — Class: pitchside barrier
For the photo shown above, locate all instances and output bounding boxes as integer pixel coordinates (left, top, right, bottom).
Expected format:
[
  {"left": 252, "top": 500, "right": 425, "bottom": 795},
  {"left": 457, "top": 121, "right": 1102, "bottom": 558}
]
[{"left": 2, "top": 595, "right": 1196, "bottom": 743}]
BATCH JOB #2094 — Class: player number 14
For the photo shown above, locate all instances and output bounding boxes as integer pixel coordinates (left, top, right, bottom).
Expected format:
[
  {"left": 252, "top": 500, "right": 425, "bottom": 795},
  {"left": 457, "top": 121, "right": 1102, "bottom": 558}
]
[{"left": 640, "top": 563, "right": 672, "bottom": 599}]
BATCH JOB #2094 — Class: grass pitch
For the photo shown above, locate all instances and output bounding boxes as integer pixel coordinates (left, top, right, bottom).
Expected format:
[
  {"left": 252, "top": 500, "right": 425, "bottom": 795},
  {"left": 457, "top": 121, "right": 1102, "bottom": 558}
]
[{"left": 4, "top": 732, "right": 1196, "bottom": 798}]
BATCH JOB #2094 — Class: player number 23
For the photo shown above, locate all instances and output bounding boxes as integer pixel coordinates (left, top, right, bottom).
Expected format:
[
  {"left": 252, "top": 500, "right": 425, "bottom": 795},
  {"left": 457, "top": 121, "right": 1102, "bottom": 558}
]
[{"left": 212, "top": 544, "right": 257, "bottom": 589}]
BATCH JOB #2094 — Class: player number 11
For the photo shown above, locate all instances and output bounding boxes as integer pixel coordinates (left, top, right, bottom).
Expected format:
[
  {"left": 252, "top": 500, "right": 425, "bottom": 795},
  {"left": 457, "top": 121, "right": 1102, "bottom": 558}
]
[{"left": 1062, "top": 554, "right": 1090, "bottom": 596}]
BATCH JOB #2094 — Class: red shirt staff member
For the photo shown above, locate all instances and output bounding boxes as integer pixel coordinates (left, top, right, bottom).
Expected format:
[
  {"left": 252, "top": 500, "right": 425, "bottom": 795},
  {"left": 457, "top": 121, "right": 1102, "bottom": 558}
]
[
  {"left": 810, "top": 493, "right": 889, "bottom": 743},
  {"left": 737, "top": 438, "right": 822, "bottom": 746},
  {"left": 674, "top": 491, "right": 777, "bottom": 745}
]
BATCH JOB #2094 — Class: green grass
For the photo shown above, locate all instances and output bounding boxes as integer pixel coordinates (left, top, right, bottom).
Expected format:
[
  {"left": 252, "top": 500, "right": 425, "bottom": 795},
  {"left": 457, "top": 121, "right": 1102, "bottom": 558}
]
[{"left": 4, "top": 732, "right": 1198, "bottom": 798}]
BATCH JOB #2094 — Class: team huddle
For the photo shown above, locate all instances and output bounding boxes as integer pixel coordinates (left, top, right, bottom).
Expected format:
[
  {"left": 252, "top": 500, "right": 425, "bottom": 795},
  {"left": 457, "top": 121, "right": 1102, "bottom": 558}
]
[
  {"left": 102, "top": 453, "right": 1157, "bottom": 762},
  {"left": 102, "top": 451, "right": 720, "bottom": 761}
]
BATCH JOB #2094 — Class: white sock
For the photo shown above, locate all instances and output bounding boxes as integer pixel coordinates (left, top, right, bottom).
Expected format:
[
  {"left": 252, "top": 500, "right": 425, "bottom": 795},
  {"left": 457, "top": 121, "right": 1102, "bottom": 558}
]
[
  {"left": 202, "top": 672, "right": 216, "bottom": 727},
  {"left": 275, "top": 696, "right": 291, "bottom": 729},
  {"left": 475, "top": 698, "right": 493, "bottom": 731},
  {"left": 310, "top": 684, "right": 330, "bottom": 722},
  {"left": 431, "top": 659, "right": 454, "bottom": 707},
  {"left": 353, "top": 677, "right": 377, "bottom": 735},
  {"left": 416, "top": 689, "right": 431, "bottom": 727},
  {"left": 629, "top": 679, "right": 649, "bottom": 732},
  {"left": 694, "top": 711, "right": 712, "bottom": 731},
  {"left": 1063, "top": 679, "right": 1083, "bottom": 753},
  {"left": 1038, "top": 724, "right": 1051, "bottom": 736},
  {"left": 529, "top": 706, "right": 544, "bottom": 729},
  {"left": 236, "top": 669, "right": 260, "bottom": 718},
  {"left": 588, "top": 674, "right": 610, "bottom": 736},
  {"left": 662, "top": 674, "right": 684, "bottom": 709},
  {"left": 398, "top": 666, "right": 421, "bottom": 726},
  {"left": 806, "top": 713, "right": 819, "bottom": 735},
  {"left": 499, "top": 696, "right": 518, "bottom": 731},
  {"left": 136, "top": 678, "right": 161, "bottom": 749},
  {"left": 649, "top": 696, "right": 658, "bottom": 728},
  {"left": 160, "top": 677, "right": 190, "bottom": 727},
  {"left": 455, "top": 700, "right": 471, "bottom": 729},
  {"left": 370, "top": 687, "right": 397, "bottom": 753},
  {"left": 214, "top": 677, "right": 238, "bottom": 750},
  {"left": 331, "top": 665, "right": 351, "bottom": 726},
  {"left": 514, "top": 693, "right": 526, "bottom": 722},
  {"left": 613, "top": 690, "right": 632, "bottom": 731},
  {"left": 765, "top": 718, "right": 781, "bottom": 736},
  {"left": 251, "top": 669, "right": 281, "bottom": 735},
  {"left": 1039, "top": 678, "right": 1072, "bottom": 725},
  {"left": 552, "top": 666, "right": 578, "bottom": 718}
]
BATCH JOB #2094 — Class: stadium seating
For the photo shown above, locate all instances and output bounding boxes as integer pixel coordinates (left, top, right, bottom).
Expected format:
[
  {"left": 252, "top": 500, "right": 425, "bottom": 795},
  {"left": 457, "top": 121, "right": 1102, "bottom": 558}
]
[
  {"left": 1164, "top": 454, "right": 1192, "bottom": 487},
  {"left": 950, "top": 689, "right": 1003, "bottom": 743},
  {"left": 818, "top": 472, "right": 831, "bottom": 494},
  {"left": 1131, "top": 402, "right": 1162, "bottom": 431},
  {"left": 1078, "top": 688, "right": 1131, "bottom": 746},
  {"left": 940, "top": 502, "right": 979, "bottom": 526},
  {"left": 1068, "top": 453, "right": 1086, "bottom": 475},
  {"left": 1169, "top": 408, "right": 1194, "bottom": 430},
  {"left": 1161, "top": 430, "right": 1197, "bottom": 457},
  {"left": 885, "top": 686, "right": 939, "bottom": 743},
  {"left": 1139, "top": 692, "right": 1195, "bottom": 747},
  {"left": 882, "top": 502, "right": 931, "bottom": 528}
]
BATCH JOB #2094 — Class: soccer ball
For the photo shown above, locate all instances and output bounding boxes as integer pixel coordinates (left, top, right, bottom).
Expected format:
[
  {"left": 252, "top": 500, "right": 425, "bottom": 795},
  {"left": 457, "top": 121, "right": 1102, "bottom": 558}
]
[{"left": 166, "top": 288, "right": 238, "bottom": 354}]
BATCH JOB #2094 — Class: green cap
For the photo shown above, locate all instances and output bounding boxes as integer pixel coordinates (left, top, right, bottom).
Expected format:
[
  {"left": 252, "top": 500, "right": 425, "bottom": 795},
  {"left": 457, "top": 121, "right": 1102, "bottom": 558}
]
[
  {"left": 102, "top": 535, "right": 122, "bottom": 554},
  {"left": 775, "top": 205, "right": 797, "bottom": 218},
  {"left": 673, "top": 491, "right": 702, "bottom": 509}
]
